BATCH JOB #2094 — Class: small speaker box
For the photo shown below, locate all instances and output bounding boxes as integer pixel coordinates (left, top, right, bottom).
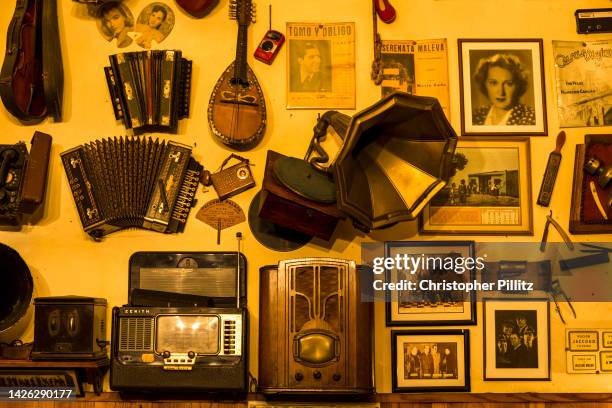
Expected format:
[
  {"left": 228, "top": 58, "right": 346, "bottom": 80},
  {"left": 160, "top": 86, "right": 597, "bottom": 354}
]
[{"left": 31, "top": 296, "right": 107, "bottom": 360}]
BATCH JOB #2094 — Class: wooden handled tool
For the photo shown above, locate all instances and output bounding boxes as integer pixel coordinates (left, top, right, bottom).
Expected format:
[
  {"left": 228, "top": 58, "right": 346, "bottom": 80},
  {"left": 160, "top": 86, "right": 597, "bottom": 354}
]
[{"left": 537, "top": 131, "right": 566, "bottom": 207}]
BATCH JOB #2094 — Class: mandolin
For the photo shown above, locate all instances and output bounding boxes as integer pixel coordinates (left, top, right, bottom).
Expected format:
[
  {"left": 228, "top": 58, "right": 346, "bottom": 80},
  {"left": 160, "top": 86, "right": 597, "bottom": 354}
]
[{"left": 208, "top": 0, "right": 266, "bottom": 150}]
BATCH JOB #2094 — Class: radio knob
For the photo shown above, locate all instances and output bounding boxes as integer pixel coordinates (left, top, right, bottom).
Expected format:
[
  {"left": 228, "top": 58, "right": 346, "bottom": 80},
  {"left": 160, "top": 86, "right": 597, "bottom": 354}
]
[
  {"left": 294, "top": 372, "right": 304, "bottom": 381},
  {"left": 188, "top": 351, "right": 196, "bottom": 359},
  {"left": 313, "top": 371, "right": 322, "bottom": 380},
  {"left": 333, "top": 373, "right": 341, "bottom": 381},
  {"left": 162, "top": 351, "right": 171, "bottom": 359}
]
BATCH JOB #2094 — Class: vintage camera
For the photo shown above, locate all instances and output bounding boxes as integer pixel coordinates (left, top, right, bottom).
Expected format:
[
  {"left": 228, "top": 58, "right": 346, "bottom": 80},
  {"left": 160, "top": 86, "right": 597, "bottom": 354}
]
[
  {"left": 254, "top": 30, "right": 285, "bottom": 65},
  {"left": 203, "top": 154, "right": 255, "bottom": 201},
  {"left": 584, "top": 156, "right": 612, "bottom": 189},
  {"left": 0, "top": 132, "right": 52, "bottom": 226}
]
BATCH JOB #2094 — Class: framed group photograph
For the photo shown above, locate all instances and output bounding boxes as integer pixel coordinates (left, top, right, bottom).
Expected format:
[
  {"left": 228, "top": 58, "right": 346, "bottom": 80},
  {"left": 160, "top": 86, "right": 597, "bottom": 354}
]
[
  {"left": 420, "top": 137, "right": 533, "bottom": 235},
  {"left": 391, "top": 329, "right": 470, "bottom": 392},
  {"left": 385, "top": 241, "right": 477, "bottom": 326},
  {"left": 483, "top": 299, "right": 550, "bottom": 380},
  {"left": 458, "top": 39, "right": 547, "bottom": 136}
]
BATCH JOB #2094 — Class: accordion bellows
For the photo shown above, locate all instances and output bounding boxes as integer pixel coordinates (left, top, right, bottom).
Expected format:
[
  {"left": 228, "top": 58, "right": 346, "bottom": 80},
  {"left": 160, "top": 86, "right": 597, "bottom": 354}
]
[
  {"left": 61, "top": 137, "right": 202, "bottom": 239},
  {"left": 105, "top": 50, "right": 192, "bottom": 134}
]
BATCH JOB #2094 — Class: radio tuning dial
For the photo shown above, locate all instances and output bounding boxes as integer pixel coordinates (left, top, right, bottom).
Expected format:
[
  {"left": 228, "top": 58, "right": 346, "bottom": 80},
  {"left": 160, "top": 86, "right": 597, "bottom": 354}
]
[
  {"left": 313, "top": 371, "right": 322, "bottom": 380},
  {"left": 163, "top": 350, "right": 171, "bottom": 359},
  {"left": 294, "top": 372, "right": 303, "bottom": 381},
  {"left": 333, "top": 373, "right": 341, "bottom": 381},
  {"left": 188, "top": 351, "right": 196, "bottom": 359}
]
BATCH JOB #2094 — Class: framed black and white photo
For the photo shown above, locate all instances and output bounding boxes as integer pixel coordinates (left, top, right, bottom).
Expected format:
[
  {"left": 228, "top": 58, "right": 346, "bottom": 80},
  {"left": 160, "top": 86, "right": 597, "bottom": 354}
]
[
  {"left": 420, "top": 137, "right": 533, "bottom": 235},
  {"left": 458, "top": 39, "right": 547, "bottom": 136},
  {"left": 391, "top": 329, "right": 470, "bottom": 392},
  {"left": 385, "top": 241, "right": 477, "bottom": 326},
  {"left": 483, "top": 299, "right": 550, "bottom": 380}
]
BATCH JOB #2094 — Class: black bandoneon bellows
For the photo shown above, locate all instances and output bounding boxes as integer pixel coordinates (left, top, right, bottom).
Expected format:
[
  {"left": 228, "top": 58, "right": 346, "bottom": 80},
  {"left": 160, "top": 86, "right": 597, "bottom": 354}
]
[
  {"left": 110, "top": 252, "right": 248, "bottom": 393},
  {"left": 61, "top": 137, "right": 202, "bottom": 240},
  {"left": 105, "top": 50, "right": 192, "bottom": 134},
  {"left": 31, "top": 296, "right": 107, "bottom": 360}
]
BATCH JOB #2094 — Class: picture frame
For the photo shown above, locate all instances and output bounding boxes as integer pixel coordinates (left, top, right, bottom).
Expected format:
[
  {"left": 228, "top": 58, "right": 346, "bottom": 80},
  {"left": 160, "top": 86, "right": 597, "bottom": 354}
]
[
  {"left": 385, "top": 241, "right": 477, "bottom": 326},
  {"left": 391, "top": 329, "right": 470, "bottom": 392},
  {"left": 420, "top": 137, "right": 533, "bottom": 235},
  {"left": 483, "top": 298, "right": 550, "bottom": 381},
  {"left": 458, "top": 39, "right": 547, "bottom": 136}
]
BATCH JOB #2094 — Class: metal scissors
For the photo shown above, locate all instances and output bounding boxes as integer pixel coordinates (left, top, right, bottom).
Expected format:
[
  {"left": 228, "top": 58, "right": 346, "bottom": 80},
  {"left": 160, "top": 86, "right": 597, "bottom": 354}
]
[{"left": 550, "top": 279, "right": 577, "bottom": 325}]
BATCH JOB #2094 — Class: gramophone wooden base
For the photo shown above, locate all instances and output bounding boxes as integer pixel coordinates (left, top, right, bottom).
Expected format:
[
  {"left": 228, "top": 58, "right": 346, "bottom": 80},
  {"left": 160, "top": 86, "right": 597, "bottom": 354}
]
[{"left": 259, "top": 150, "right": 344, "bottom": 241}]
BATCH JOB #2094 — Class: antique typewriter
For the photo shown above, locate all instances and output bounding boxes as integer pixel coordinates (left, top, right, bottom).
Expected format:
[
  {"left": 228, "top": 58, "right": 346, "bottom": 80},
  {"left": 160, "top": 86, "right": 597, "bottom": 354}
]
[
  {"left": 105, "top": 50, "right": 192, "bottom": 134},
  {"left": 61, "top": 137, "right": 202, "bottom": 239}
]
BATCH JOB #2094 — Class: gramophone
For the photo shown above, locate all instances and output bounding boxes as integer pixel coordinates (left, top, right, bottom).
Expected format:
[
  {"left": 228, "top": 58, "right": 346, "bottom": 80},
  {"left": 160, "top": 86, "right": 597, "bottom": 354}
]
[
  {"left": 0, "top": 243, "right": 33, "bottom": 344},
  {"left": 251, "top": 92, "right": 457, "bottom": 248}
]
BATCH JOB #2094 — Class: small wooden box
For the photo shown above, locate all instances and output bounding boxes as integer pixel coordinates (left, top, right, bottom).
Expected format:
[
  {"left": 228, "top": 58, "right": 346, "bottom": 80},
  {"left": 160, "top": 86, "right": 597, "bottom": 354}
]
[
  {"left": 31, "top": 296, "right": 107, "bottom": 360},
  {"left": 258, "top": 150, "right": 344, "bottom": 241}
]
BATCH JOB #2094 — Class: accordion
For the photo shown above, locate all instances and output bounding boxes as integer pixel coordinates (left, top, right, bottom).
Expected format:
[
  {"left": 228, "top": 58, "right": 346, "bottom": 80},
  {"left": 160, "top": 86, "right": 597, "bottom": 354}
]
[
  {"left": 61, "top": 137, "right": 202, "bottom": 239},
  {"left": 105, "top": 50, "right": 192, "bottom": 134}
]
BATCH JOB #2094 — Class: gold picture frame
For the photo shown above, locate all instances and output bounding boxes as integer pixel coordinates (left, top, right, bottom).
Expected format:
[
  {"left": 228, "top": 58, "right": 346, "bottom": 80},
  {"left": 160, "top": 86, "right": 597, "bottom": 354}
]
[{"left": 420, "top": 137, "right": 533, "bottom": 235}]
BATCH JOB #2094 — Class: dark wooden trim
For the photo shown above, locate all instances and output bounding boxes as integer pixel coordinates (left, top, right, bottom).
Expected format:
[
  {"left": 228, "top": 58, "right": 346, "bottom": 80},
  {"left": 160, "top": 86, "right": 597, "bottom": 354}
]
[{"left": 69, "top": 392, "right": 612, "bottom": 403}]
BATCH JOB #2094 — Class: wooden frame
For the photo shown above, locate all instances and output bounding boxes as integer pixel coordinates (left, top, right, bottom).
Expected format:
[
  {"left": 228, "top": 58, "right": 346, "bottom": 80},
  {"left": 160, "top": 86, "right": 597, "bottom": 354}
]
[
  {"left": 391, "top": 329, "right": 470, "bottom": 392},
  {"left": 420, "top": 137, "right": 533, "bottom": 235},
  {"left": 483, "top": 298, "right": 550, "bottom": 381},
  {"left": 458, "top": 39, "right": 547, "bottom": 136},
  {"left": 384, "top": 241, "right": 477, "bottom": 326}
]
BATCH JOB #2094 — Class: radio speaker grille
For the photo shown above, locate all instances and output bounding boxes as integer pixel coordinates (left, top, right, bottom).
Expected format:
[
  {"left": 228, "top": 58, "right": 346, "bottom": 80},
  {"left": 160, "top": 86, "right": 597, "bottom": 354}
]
[
  {"left": 291, "top": 264, "right": 342, "bottom": 333},
  {"left": 119, "top": 317, "right": 154, "bottom": 351}
]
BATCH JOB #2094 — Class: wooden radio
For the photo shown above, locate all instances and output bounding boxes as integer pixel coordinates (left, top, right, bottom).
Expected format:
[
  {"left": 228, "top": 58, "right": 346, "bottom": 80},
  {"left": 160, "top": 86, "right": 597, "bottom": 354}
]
[{"left": 259, "top": 258, "right": 373, "bottom": 394}]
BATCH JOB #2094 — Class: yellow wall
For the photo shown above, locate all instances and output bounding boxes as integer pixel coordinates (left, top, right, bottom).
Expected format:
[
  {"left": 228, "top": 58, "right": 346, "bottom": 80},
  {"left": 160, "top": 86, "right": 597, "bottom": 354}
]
[{"left": 1, "top": 0, "right": 612, "bottom": 394}]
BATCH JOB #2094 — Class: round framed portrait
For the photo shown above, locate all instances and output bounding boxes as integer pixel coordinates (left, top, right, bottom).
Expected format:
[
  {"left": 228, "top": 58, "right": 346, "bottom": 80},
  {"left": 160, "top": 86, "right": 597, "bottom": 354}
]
[
  {"left": 96, "top": 1, "right": 135, "bottom": 48},
  {"left": 133, "top": 2, "right": 175, "bottom": 49}
]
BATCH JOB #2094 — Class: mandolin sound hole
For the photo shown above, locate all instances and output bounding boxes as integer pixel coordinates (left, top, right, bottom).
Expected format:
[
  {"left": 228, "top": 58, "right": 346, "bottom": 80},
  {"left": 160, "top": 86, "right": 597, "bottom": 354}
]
[{"left": 230, "top": 78, "right": 251, "bottom": 89}]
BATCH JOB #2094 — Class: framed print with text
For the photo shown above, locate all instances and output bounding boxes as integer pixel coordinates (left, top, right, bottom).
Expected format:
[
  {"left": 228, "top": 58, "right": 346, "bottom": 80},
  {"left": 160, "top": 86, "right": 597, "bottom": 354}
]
[
  {"left": 420, "top": 137, "right": 533, "bottom": 235},
  {"left": 458, "top": 39, "right": 547, "bottom": 136}
]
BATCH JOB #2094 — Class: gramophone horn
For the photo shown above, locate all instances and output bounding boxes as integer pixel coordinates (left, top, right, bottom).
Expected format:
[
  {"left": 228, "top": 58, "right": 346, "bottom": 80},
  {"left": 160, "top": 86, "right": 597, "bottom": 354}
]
[
  {"left": 332, "top": 92, "right": 458, "bottom": 231},
  {"left": 0, "top": 243, "right": 33, "bottom": 342}
]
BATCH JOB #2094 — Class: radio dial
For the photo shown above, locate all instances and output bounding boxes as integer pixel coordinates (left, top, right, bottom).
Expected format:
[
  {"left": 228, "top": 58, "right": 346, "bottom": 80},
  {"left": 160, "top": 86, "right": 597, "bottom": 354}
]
[
  {"left": 313, "top": 370, "right": 322, "bottom": 380},
  {"left": 333, "top": 373, "right": 341, "bottom": 381},
  {"left": 188, "top": 351, "right": 196, "bottom": 359},
  {"left": 294, "top": 372, "right": 304, "bottom": 381},
  {"left": 163, "top": 350, "right": 171, "bottom": 359}
]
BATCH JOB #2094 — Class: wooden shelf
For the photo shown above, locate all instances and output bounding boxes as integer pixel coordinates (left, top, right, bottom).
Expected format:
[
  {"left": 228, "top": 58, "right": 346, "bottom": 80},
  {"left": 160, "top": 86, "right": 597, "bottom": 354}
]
[{"left": 76, "top": 392, "right": 612, "bottom": 403}]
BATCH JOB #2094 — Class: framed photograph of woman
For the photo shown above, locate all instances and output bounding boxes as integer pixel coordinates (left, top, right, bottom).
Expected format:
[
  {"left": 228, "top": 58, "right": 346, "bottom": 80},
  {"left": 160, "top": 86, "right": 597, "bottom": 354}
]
[
  {"left": 420, "top": 137, "right": 533, "bottom": 235},
  {"left": 483, "top": 299, "right": 550, "bottom": 380},
  {"left": 458, "top": 39, "right": 547, "bottom": 136},
  {"left": 392, "top": 329, "right": 470, "bottom": 392},
  {"left": 385, "top": 241, "right": 477, "bottom": 326}
]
